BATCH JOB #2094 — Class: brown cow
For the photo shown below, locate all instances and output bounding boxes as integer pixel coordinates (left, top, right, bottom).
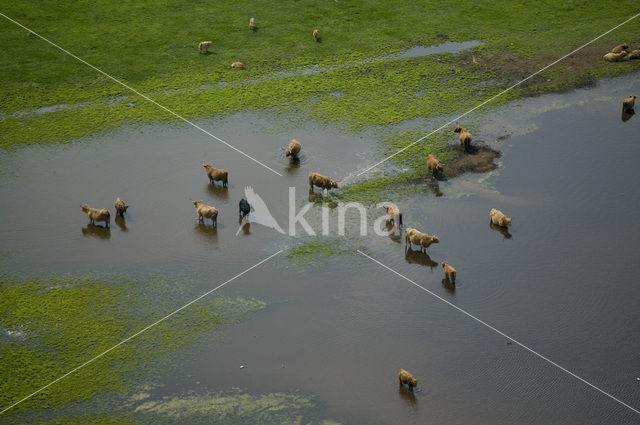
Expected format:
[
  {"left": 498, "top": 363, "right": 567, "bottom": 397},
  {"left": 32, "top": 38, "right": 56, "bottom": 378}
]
[
  {"left": 489, "top": 208, "right": 512, "bottom": 227},
  {"left": 193, "top": 201, "right": 218, "bottom": 226},
  {"left": 405, "top": 227, "right": 439, "bottom": 252},
  {"left": 603, "top": 51, "right": 629, "bottom": 62},
  {"left": 198, "top": 41, "right": 212, "bottom": 54},
  {"left": 442, "top": 261, "right": 456, "bottom": 283},
  {"left": 285, "top": 139, "right": 302, "bottom": 158},
  {"left": 203, "top": 164, "right": 228, "bottom": 187},
  {"left": 454, "top": 125, "right": 472, "bottom": 150},
  {"left": 81, "top": 204, "right": 110, "bottom": 227},
  {"left": 426, "top": 153, "right": 443, "bottom": 176},
  {"left": 383, "top": 205, "right": 403, "bottom": 227},
  {"left": 309, "top": 172, "right": 338, "bottom": 191},
  {"left": 623, "top": 95, "right": 636, "bottom": 112},
  {"left": 611, "top": 43, "right": 629, "bottom": 54},
  {"left": 113, "top": 197, "right": 129, "bottom": 217},
  {"left": 398, "top": 369, "right": 418, "bottom": 390}
]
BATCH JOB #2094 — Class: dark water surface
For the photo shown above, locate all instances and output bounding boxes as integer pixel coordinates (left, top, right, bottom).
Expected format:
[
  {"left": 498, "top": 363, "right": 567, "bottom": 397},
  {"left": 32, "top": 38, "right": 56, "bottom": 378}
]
[{"left": 2, "top": 74, "right": 640, "bottom": 424}]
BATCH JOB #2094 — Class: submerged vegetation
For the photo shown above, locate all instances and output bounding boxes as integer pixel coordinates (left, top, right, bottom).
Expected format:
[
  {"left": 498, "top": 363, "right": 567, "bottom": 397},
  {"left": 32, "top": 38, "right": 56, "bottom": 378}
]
[
  {"left": 0, "top": 275, "right": 265, "bottom": 419},
  {"left": 286, "top": 241, "right": 357, "bottom": 264},
  {"left": 23, "top": 389, "right": 340, "bottom": 425},
  {"left": 131, "top": 389, "right": 339, "bottom": 425}
]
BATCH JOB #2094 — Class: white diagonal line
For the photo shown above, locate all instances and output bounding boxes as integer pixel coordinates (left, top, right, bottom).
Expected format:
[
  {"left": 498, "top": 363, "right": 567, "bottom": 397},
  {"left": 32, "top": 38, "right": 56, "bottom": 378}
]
[
  {"left": 355, "top": 11, "right": 640, "bottom": 177},
  {"left": 0, "top": 12, "right": 283, "bottom": 177},
  {"left": 0, "top": 249, "right": 283, "bottom": 416},
  {"left": 357, "top": 250, "right": 640, "bottom": 416}
]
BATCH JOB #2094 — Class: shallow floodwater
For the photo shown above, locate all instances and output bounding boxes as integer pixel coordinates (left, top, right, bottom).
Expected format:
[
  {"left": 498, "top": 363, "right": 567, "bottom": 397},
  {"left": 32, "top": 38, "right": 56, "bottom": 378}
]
[
  {"left": 0, "top": 111, "right": 373, "bottom": 275},
  {"left": 2, "top": 74, "right": 640, "bottom": 424}
]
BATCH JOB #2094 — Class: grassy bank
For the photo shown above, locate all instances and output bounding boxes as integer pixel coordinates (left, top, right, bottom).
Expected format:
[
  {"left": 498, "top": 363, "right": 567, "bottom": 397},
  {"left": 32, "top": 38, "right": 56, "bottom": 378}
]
[{"left": 1, "top": 1, "right": 639, "bottom": 150}]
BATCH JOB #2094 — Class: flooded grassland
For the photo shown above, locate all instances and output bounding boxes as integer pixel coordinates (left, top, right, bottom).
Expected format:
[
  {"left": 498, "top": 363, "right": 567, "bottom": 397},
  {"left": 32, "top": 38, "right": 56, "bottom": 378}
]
[
  {"left": 2, "top": 2, "right": 640, "bottom": 423},
  {"left": 1, "top": 74, "right": 640, "bottom": 423}
]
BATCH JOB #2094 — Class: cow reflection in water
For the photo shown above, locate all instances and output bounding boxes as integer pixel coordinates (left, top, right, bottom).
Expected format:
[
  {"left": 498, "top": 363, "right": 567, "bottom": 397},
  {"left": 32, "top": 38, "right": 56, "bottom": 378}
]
[
  {"left": 207, "top": 183, "right": 229, "bottom": 201},
  {"left": 489, "top": 222, "right": 512, "bottom": 239},
  {"left": 238, "top": 215, "right": 251, "bottom": 235},
  {"left": 384, "top": 221, "right": 402, "bottom": 243},
  {"left": 441, "top": 278, "right": 456, "bottom": 294},
  {"left": 81, "top": 224, "right": 111, "bottom": 240},
  {"left": 622, "top": 108, "right": 635, "bottom": 122},
  {"left": 404, "top": 246, "right": 438, "bottom": 269},
  {"left": 194, "top": 222, "right": 218, "bottom": 243},
  {"left": 397, "top": 385, "right": 418, "bottom": 409},
  {"left": 426, "top": 179, "right": 443, "bottom": 197},
  {"left": 307, "top": 188, "right": 337, "bottom": 208},
  {"left": 115, "top": 215, "right": 128, "bottom": 232}
]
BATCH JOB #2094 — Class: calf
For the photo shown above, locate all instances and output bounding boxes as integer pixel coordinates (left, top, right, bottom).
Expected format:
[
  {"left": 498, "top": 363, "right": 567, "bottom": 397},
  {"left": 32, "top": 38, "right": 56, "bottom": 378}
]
[{"left": 442, "top": 261, "right": 456, "bottom": 283}]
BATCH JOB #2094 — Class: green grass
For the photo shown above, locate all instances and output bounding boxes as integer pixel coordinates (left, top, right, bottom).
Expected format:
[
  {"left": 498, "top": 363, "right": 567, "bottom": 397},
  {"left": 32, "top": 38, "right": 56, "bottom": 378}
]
[
  {"left": 1, "top": 1, "right": 640, "bottom": 149},
  {"left": 0, "top": 275, "right": 265, "bottom": 417}
]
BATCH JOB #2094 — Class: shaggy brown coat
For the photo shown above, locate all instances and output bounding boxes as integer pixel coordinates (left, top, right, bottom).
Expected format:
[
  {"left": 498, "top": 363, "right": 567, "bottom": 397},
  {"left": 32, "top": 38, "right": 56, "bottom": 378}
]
[
  {"left": 198, "top": 41, "right": 212, "bottom": 53},
  {"left": 603, "top": 52, "right": 629, "bottom": 62},
  {"left": 426, "top": 153, "right": 443, "bottom": 175},
  {"left": 611, "top": 43, "right": 629, "bottom": 54},
  {"left": 285, "top": 139, "right": 302, "bottom": 158},
  {"left": 489, "top": 208, "right": 512, "bottom": 227},
  {"left": 405, "top": 227, "right": 439, "bottom": 251},
  {"left": 442, "top": 261, "right": 456, "bottom": 283},
  {"left": 398, "top": 369, "right": 418, "bottom": 390},
  {"left": 81, "top": 204, "right": 110, "bottom": 227},
  {"left": 114, "top": 197, "right": 128, "bottom": 217},
  {"left": 203, "top": 164, "right": 228, "bottom": 187},
  {"left": 623, "top": 95, "right": 636, "bottom": 112},
  {"left": 231, "top": 61, "right": 245, "bottom": 69},
  {"left": 384, "top": 205, "right": 403, "bottom": 226},
  {"left": 454, "top": 125, "right": 472, "bottom": 150},
  {"left": 249, "top": 18, "right": 255, "bottom": 30},
  {"left": 193, "top": 201, "right": 218, "bottom": 226},
  {"left": 313, "top": 29, "right": 319, "bottom": 42},
  {"left": 309, "top": 172, "right": 338, "bottom": 191},
  {"left": 629, "top": 50, "right": 640, "bottom": 60}
]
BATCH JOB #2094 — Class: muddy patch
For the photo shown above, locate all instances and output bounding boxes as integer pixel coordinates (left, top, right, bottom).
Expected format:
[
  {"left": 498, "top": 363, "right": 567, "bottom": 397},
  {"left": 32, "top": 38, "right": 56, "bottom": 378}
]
[
  {"left": 410, "top": 144, "right": 501, "bottom": 186},
  {"left": 463, "top": 42, "right": 640, "bottom": 93},
  {"left": 445, "top": 144, "right": 502, "bottom": 176}
]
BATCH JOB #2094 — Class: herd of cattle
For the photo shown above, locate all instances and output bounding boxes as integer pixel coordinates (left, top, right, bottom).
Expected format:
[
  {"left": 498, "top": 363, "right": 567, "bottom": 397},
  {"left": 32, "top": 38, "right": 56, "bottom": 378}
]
[
  {"left": 79, "top": 34, "right": 637, "bottom": 391},
  {"left": 197, "top": 18, "right": 320, "bottom": 70}
]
